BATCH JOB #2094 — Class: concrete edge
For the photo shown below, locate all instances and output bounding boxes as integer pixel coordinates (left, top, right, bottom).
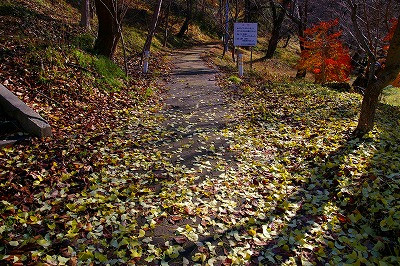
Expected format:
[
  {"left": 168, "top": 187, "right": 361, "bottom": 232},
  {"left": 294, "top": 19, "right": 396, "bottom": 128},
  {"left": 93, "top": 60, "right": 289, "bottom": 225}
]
[
  {"left": 0, "top": 140, "right": 18, "bottom": 148},
  {"left": 0, "top": 84, "right": 52, "bottom": 138}
]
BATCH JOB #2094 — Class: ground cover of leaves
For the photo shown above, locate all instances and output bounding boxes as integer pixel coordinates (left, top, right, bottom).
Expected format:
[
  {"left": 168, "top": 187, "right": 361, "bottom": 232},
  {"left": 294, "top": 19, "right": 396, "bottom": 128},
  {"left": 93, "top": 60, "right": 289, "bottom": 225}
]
[
  {"left": 1, "top": 1, "right": 400, "bottom": 264},
  {"left": 2, "top": 51, "right": 400, "bottom": 265}
]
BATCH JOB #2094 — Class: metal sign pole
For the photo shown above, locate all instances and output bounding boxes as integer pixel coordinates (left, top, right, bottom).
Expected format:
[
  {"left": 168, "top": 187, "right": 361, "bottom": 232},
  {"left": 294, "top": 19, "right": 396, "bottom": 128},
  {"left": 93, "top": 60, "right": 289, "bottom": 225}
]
[{"left": 250, "top": 46, "right": 253, "bottom": 71}]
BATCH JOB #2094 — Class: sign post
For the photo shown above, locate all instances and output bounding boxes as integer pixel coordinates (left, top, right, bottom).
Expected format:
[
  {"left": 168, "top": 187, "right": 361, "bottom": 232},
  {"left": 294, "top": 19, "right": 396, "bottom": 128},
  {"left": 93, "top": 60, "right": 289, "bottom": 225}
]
[
  {"left": 143, "top": 51, "right": 150, "bottom": 74},
  {"left": 234, "top": 23, "right": 257, "bottom": 76},
  {"left": 250, "top": 47, "right": 253, "bottom": 71},
  {"left": 238, "top": 53, "right": 244, "bottom": 77}
]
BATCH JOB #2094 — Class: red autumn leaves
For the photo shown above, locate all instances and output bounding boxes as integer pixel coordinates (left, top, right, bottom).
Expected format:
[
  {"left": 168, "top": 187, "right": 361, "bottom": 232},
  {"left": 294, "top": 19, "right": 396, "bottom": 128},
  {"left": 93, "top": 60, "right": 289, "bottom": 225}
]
[{"left": 298, "top": 19, "right": 352, "bottom": 84}]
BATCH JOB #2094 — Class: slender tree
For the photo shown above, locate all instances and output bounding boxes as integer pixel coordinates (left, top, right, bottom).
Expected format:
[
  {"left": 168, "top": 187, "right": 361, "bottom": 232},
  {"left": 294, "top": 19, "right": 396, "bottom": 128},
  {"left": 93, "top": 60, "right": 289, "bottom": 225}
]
[
  {"left": 355, "top": 13, "right": 400, "bottom": 135},
  {"left": 223, "top": 0, "right": 229, "bottom": 55},
  {"left": 80, "top": 0, "right": 91, "bottom": 30},
  {"left": 177, "top": 0, "right": 193, "bottom": 37},
  {"left": 286, "top": 0, "right": 309, "bottom": 78},
  {"left": 142, "top": 0, "right": 163, "bottom": 62},
  {"left": 263, "top": 0, "right": 292, "bottom": 59},
  {"left": 163, "top": 0, "right": 172, "bottom": 47}
]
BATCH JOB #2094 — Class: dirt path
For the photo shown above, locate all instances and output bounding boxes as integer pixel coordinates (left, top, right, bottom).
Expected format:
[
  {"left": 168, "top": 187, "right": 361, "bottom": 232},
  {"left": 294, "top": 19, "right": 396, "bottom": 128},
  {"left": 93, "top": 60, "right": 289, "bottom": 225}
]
[
  {"left": 137, "top": 47, "right": 240, "bottom": 264},
  {"left": 158, "top": 47, "right": 236, "bottom": 177}
]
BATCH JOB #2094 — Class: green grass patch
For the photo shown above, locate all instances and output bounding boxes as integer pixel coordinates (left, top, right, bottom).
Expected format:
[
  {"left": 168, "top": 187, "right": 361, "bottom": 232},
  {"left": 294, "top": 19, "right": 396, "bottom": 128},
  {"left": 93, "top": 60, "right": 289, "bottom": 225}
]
[
  {"left": 72, "top": 48, "right": 129, "bottom": 92},
  {"left": 73, "top": 49, "right": 93, "bottom": 68},
  {"left": 381, "top": 86, "right": 400, "bottom": 106},
  {"left": 124, "top": 26, "right": 147, "bottom": 52},
  {"left": 43, "top": 46, "right": 65, "bottom": 67},
  {"left": 94, "top": 56, "right": 127, "bottom": 91},
  {"left": 227, "top": 75, "right": 242, "bottom": 84}
]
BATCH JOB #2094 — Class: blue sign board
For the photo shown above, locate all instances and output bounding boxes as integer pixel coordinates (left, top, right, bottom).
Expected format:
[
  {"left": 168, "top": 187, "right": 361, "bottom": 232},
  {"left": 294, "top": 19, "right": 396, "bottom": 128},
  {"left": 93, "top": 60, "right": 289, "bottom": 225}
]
[{"left": 234, "top": 23, "right": 258, "bottom": 47}]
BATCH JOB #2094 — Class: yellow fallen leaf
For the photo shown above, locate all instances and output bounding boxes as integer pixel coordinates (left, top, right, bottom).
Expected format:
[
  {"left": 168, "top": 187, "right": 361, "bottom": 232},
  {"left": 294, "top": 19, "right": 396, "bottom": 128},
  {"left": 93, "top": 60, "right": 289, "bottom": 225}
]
[
  {"left": 248, "top": 228, "right": 256, "bottom": 237},
  {"left": 138, "top": 229, "right": 146, "bottom": 238}
]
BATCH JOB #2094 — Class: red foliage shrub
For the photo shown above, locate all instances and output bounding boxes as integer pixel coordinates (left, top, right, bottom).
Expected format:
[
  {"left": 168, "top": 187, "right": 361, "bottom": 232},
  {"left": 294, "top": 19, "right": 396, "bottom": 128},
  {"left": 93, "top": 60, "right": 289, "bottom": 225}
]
[{"left": 298, "top": 19, "right": 352, "bottom": 84}]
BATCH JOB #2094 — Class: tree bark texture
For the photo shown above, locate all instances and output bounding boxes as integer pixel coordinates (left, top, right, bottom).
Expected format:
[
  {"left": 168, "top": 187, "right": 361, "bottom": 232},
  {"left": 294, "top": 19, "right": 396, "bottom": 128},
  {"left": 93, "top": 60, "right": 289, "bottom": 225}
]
[
  {"left": 142, "top": 0, "right": 163, "bottom": 55},
  {"left": 264, "top": 0, "right": 291, "bottom": 59},
  {"left": 80, "top": 0, "right": 91, "bottom": 30},
  {"left": 93, "top": 0, "right": 120, "bottom": 59},
  {"left": 177, "top": 0, "right": 193, "bottom": 37},
  {"left": 355, "top": 13, "right": 400, "bottom": 135},
  {"left": 244, "top": 0, "right": 257, "bottom": 23},
  {"left": 295, "top": 0, "right": 308, "bottom": 78},
  {"left": 163, "top": 0, "right": 171, "bottom": 47}
]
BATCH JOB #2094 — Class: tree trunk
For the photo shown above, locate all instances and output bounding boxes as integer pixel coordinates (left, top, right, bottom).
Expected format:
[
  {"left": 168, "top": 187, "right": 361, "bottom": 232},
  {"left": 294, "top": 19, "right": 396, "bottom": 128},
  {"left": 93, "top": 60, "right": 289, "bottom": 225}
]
[
  {"left": 295, "top": 0, "right": 308, "bottom": 78},
  {"left": 142, "top": 0, "right": 163, "bottom": 56},
  {"left": 80, "top": 0, "right": 90, "bottom": 30},
  {"left": 177, "top": 0, "right": 193, "bottom": 38},
  {"left": 355, "top": 84, "right": 382, "bottom": 134},
  {"left": 163, "top": 0, "right": 171, "bottom": 47},
  {"left": 93, "top": 0, "right": 120, "bottom": 59},
  {"left": 265, "top": 24, "right": 282, "bottom": 58},
  {"left": 355, "top": 14, "right": 400, "bottom": 136},
  {"left": 231, "top": 0, "right": 239, "bottom": 62},
  {"left": 295, "top": 31, "right": 307, "bottom": 78},
  {"left": 244, "top": 0, "right": 257, "bottom": 23},
  {"left": 223, "top": 0, "right": 229, "bottom": 55},
  {"left": 244, "top": 0, "right": 251, "bottom": 22},
  {"left": 264, "top": 0, "right": 291, "bottom": 59}
]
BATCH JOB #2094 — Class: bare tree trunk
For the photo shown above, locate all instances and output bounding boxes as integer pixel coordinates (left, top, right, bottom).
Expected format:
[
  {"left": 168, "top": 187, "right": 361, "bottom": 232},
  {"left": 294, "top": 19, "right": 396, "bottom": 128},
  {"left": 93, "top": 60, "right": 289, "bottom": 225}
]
[
  {"left": 295, "top": 0, "right": 308, "bottom": 78},
  {"left": 355, "top": 13, "right": 400, "bottom": 135},
  {"left": 223, "top": 0, "right": 229, "bottom": 55},
  {"left": 94, "top": 0, "right": 120, "bottom": 59},
  {"left": 142, "top": 0, "right": 163, "bottom": 61},
  {"left": 264, "top": 0, "right": 291, "bottom": 59},
  {"left": 265, "top": 23, "right": 282, "bottom": 58},
  {"left": 120, "top": 29, "right": 128, "bottom": 76},
  {"left": 244, "top": 0, "right": 251, "bottom": 22},
  {"left": 163, "top": 0, "right": 171, "bottom": 47},
  {"left": 231, "top": 0, "right": 239, "bottom": 62},
  {"left": 218, "top": 0, "right": 226, "bottom": 56},
  {"left": 80, "top": 0, "right": 91, "bottom": 30},
  {"left": 177, "top": 0, "right": 193, "bottom": 37}
]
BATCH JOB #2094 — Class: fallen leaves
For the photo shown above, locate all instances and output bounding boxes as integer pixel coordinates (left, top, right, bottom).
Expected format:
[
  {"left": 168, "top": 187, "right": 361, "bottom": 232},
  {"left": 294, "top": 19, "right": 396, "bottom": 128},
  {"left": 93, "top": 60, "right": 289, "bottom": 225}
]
[{"left": 2, "top": 10, "right": 400, "bottom": 264}]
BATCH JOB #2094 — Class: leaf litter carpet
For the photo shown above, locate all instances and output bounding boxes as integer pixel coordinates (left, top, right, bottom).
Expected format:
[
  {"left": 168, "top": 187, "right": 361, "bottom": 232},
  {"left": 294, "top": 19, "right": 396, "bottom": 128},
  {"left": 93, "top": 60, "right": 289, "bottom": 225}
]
[{"left": 3, "top": 47, "right": 396, "bottom": 265}]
